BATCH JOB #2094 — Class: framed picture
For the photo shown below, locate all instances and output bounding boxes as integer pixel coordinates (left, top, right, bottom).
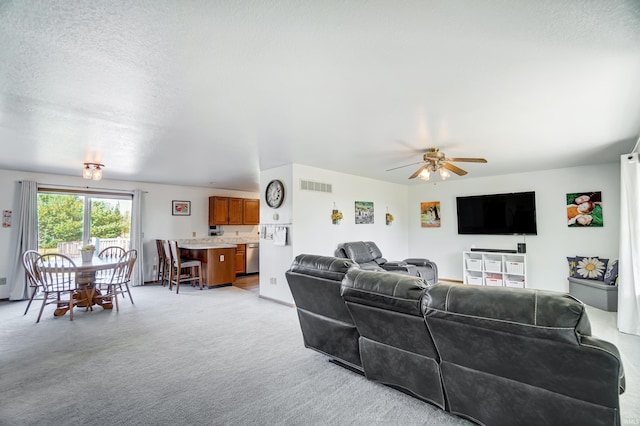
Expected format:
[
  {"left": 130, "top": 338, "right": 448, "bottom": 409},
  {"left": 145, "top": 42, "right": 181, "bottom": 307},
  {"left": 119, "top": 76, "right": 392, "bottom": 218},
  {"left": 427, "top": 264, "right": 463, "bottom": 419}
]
[
  {"left": 421, "top": 201, "right": 441, "bottom": 228},
  {"left": 172, "top": 200, "right": 191, "bottom": 216},
  {"left": 355, "top": 201, "right": 374, "bottom": 224},
  {"left": 567, "top": 191, "right": 602, "bottom": 227}
]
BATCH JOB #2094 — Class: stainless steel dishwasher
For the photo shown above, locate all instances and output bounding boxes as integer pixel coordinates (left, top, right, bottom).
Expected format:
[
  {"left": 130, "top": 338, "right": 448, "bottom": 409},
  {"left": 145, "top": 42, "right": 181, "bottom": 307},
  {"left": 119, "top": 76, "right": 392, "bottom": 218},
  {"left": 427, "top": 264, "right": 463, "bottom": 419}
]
[{"left": 246, "top": 243, "right": 259, "bottom": 274}]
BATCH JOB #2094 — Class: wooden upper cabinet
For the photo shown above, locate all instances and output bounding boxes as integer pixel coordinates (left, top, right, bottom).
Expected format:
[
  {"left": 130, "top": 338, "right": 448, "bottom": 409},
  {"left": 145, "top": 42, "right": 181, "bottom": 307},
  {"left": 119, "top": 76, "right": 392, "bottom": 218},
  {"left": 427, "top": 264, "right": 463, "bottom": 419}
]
[
  {"left": 228, "top": 198, "right": 244, "bottom": 225},
  {"left": 210, "top": 197, "right": 229, "bottom": 225},
  {"left": 243, "top": 199, "right": 260, "bottom": 225},
  {"left": 209, "top": 196, "right": 258, "bottom": 226}
]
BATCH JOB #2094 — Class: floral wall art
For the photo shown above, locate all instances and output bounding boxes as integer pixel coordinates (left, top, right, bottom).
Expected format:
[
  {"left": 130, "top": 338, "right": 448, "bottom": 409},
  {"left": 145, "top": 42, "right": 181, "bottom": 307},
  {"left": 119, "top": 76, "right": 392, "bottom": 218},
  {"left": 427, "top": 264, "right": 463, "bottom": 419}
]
[
  {"left": 566, "top": 191, "right": 602, "bottom": 227},
  {"left": 421, "top": 201, "right": 441, "bottom": 228}
]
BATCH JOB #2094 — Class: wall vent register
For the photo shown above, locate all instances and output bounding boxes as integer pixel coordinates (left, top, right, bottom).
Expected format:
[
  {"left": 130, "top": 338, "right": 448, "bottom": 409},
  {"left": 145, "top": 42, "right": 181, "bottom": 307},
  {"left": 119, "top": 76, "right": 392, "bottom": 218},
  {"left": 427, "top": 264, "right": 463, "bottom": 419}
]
[{"left": 300, "top": 179, "right": 332, "bottom": 193}]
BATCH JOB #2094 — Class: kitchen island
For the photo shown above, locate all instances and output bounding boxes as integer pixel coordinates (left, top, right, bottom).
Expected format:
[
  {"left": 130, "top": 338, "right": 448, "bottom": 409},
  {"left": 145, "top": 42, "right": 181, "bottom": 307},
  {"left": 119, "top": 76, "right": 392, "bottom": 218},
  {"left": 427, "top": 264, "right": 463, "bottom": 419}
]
[{"left": 178, "top": 242, "right": 237, "bottom": 287}]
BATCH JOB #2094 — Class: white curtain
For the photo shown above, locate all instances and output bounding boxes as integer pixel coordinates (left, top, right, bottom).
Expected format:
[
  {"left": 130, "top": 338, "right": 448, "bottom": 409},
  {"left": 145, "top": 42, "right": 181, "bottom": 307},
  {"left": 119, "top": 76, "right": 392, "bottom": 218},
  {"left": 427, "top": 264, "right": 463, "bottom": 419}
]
[
  {"left": 8, "top": 180, "right": 39, "bottom": 300},
  {"left": 130, "top": 189, "right": 144, "bottom": 286},
  {"left": 619, "top": 152, "right": 640, "bottom": 335}
]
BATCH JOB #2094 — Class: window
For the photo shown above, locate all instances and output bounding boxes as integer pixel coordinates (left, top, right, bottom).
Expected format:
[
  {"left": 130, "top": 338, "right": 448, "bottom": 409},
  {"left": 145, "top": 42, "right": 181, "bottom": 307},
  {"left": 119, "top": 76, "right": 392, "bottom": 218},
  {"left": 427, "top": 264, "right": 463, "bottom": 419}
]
[{"left": 37, "top": 189, "right": 132, "bottom": 257}]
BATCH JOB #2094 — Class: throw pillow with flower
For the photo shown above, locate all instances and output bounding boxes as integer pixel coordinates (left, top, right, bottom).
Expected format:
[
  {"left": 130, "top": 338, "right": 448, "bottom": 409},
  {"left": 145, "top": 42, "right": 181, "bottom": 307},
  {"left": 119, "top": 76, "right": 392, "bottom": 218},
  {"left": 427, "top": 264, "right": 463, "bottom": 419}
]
[{"left": 575, "top": 256, "right": 609, "bottom": 280}]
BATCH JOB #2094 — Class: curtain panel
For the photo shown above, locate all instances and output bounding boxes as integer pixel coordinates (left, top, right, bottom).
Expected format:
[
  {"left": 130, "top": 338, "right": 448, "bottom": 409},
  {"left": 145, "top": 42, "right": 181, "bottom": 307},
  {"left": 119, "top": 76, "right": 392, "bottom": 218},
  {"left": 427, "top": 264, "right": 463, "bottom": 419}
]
[
  {"left": 130, "top": 189, "right": 144, "bottom": 286},
  {"left": 8, "top": 180, "right": 39, "bottom": 300},
  {"left": 618, "top": 152, "right": 640, "bottom": 336}
]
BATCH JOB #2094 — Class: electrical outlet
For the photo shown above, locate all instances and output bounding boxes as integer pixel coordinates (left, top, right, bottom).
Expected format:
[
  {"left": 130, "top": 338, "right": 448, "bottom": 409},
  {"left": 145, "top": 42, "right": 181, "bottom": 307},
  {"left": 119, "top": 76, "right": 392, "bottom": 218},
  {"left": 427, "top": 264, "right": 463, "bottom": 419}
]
[
  {"left": 235, "top": 231, "right": 239, "bottom": 236},
  {"left": 192, "top": 231, "right": 196, "bottom": 237},
  {"left": 219, "top": 255, "right": 225, "bottom": 262},
  {"left": 270, "top": 277, "right": 277, "bottom": 285},
  {"left": 0, "top": 277, "right": 6, "bottom": 285}
]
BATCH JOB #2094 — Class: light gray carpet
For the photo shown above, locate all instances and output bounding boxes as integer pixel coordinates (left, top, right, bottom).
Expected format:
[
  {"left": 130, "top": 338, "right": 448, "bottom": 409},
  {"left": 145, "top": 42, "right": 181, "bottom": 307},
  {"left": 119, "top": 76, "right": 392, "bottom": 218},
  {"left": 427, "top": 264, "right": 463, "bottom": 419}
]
[{"left": 0, "top": 285, "right": 470, "bottom": 426}]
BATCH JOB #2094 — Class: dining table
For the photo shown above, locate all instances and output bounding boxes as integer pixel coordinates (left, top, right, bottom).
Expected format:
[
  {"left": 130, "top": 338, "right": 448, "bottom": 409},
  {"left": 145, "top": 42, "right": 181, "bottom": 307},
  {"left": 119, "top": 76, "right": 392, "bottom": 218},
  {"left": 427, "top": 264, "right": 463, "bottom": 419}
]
[{"left": 51, "top": 254, "right": 123, "bottom": 316}]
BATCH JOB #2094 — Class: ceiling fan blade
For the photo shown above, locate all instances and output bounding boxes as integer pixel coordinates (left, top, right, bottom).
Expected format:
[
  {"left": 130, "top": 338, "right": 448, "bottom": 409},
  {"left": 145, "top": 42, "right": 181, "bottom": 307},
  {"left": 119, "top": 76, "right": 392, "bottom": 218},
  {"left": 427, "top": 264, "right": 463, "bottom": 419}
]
[
  {"left": 409, "top": 164, "right": 428, "bottom": 179},
  {"left": 386, "top": 161, "right": 424, "bottom": 172},
  {"left": 442, "top": 162, "right": 468, "bottom": 176},
  {"left": 446, "top": 157, "right": 487, "bottom": 163}
]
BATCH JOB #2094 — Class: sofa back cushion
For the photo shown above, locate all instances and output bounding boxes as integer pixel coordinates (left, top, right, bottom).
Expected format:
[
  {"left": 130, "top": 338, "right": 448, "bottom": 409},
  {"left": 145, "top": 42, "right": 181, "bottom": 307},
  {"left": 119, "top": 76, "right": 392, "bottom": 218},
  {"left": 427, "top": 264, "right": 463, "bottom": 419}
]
[
  {"left": 342, "top": 241, "right": 376, "bottom": 264},
  {"left": 422, "top": 283, "right": 591, "bottom": 344},
  {"left": 287, "top": 254, "right": 356, "bottom": 324},
  {"left": 341, "top": 269, "right": 427, "bottom": 316}
]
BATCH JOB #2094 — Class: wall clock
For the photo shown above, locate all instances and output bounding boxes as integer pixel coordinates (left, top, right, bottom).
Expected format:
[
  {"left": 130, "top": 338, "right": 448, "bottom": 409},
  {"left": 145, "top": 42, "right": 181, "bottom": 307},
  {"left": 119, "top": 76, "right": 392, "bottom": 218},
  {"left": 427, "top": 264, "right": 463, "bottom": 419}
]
[{"left": 265, "top": 179, "right": 285, "bottom": 208}]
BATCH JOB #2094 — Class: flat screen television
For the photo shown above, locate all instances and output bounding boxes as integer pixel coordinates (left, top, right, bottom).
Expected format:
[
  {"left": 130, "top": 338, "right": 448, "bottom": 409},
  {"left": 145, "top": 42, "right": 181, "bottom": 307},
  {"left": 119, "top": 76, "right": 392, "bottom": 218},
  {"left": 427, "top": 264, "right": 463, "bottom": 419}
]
[{"left": 456, "top": 191, "right": 537, "bottom": 235}]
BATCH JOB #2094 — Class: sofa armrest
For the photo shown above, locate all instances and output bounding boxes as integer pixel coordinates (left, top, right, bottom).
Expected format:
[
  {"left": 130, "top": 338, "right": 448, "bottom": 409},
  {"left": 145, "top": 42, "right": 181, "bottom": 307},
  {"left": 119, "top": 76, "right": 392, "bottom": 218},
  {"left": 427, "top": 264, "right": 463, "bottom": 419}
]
[
  {"left": 404, "top": 258, "right": 438, "bottom": 284},
  {"left": 381, "top": 263, "right": 418, "bottom": 276},
  {"left": 580, "top": 335, "right": 625, "bottom": 394}
]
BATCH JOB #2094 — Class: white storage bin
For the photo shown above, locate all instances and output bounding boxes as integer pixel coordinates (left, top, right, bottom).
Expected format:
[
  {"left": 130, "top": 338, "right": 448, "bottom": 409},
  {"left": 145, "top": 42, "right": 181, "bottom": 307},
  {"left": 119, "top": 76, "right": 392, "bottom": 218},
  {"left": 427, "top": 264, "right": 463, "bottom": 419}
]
[
  {"left": 485, "top": 277, "right": 503, "bottom": 287},
  {"left": 466, "top": 259, "right": 482, "bottom": 271},
  {"left": 506, "top": 261, "right": 524, "bottom": 275},
  {"left": 466, "top": 276, "right": 483, "bottom": 286},
  {"left": 484, "top": 259, "right": 502, "bottom": 273},
  {"left": 506, "top": 279, "right": 525, "bottom": 288}
]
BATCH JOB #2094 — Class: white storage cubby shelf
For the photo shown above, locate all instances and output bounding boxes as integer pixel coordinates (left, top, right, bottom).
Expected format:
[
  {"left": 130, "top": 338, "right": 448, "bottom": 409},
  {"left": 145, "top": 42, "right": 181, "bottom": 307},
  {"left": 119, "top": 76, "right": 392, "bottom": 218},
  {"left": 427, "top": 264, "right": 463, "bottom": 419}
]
[{"left": 463, "top": 251, "right": 526, "bottom": 288}]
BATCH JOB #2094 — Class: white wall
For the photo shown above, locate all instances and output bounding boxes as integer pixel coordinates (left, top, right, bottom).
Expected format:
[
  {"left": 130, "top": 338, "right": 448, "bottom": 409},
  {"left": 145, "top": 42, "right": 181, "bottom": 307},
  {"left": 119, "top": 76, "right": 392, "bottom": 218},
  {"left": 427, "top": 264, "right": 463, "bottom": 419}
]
[
  {"left": 0, "top": 168, "right": 258, "bottom": 299},
  {"left": 259, "top": 163, "right": 409, "bottom": 305},
  {"left": 408, "top": 163, "right": 620, "bottom": 292}
]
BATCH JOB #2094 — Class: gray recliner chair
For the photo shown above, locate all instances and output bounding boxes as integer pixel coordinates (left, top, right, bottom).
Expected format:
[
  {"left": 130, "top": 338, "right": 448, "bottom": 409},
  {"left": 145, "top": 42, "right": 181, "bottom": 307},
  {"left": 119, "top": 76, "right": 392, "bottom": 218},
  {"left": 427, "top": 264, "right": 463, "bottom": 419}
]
[
  {"left": 341, "top": 268, "right": 445, "bottom": 408},
  {"left": 335, "top": 241, "right": 438, "bottom": 284},
  {"left": 285, "top": 254, "right": 363, "bottom": 371}
]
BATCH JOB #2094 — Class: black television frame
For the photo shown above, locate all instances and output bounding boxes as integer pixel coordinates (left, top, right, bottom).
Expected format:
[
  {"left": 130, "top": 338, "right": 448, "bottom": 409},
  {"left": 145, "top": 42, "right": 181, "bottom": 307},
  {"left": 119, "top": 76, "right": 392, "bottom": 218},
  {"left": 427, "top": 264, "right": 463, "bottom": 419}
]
[{"left": 456, "top": 191, "right": 537, "bottom": 235}]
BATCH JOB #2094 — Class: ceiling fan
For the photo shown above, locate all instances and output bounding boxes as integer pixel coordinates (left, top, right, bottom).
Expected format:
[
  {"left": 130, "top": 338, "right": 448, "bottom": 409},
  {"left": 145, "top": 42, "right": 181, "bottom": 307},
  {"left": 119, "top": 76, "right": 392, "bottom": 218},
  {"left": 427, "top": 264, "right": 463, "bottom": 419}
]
[{"left": 387, "top": 148, "right": 487, "bottom": 180}]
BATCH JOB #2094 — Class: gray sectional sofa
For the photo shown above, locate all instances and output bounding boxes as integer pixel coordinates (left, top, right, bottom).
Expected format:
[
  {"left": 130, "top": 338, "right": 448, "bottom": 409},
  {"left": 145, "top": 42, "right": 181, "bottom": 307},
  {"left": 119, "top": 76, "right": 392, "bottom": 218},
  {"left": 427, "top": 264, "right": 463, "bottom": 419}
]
[{"left": 285, "top": 254, "right": 625, "bottom": 426}]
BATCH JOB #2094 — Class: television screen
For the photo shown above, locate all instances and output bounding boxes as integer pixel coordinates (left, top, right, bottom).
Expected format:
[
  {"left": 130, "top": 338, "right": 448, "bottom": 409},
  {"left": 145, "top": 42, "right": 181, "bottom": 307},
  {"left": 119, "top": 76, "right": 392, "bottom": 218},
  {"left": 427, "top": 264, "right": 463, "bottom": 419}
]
[{"left": 456, "top": 191, "right": 537, "bottom": 235}]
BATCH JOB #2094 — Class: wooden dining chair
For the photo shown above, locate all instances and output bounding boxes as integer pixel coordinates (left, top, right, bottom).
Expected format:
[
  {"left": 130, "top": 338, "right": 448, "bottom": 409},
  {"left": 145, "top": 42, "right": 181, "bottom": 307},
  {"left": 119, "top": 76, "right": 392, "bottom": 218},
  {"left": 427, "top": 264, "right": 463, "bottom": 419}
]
[
  {"left": 95, "top": 249, "right": 137, "bottom": 311},
  {"left": 22, "top": 250, "right": 41, "bottom": 315},
  {"left": 33, "top": 253, "right": 90, "bottom": 323},
  {"left": 168, "top": 240, "right": 202, "bottom": 294},
  {"left": 155, "top": 239, "right": 169, "bottom": 286},
  {"left": 98, "top": 246, "right": 126, "bottom": 260},
  {"left": 96, "top": 246, "right": 127, "bottom": 297}
]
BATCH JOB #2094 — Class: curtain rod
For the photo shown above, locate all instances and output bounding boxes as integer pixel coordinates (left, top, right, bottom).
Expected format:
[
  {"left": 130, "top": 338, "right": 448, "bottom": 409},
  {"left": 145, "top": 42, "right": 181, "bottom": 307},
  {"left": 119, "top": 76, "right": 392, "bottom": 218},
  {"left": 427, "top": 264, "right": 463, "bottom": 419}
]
[{"left": 18, "top": 181, "right": 148, "bottom": 194}]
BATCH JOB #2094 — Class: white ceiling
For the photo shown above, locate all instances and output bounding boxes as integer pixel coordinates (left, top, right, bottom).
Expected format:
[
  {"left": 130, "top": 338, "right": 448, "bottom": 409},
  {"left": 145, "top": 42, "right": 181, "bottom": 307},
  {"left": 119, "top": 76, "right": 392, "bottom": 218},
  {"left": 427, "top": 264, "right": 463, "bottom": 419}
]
[{"left": 1, "top": 1, "right": 639, "bottom": 192}]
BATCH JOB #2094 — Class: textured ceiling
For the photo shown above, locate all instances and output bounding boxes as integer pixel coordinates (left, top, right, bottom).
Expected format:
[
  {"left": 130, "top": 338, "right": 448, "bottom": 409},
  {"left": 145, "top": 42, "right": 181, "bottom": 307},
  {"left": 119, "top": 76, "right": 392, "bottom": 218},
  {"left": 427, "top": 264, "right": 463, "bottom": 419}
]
[{"left": 1, "top": 0, "right": 640, "bottom": 191}]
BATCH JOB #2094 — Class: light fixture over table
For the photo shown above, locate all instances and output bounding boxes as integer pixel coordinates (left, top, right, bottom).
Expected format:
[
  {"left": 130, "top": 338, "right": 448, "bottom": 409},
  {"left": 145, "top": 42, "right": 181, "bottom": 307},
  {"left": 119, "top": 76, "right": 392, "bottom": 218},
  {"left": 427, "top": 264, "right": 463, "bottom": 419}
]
[{"left": 83, "top": 163, "right": 104, "bottom": 180}]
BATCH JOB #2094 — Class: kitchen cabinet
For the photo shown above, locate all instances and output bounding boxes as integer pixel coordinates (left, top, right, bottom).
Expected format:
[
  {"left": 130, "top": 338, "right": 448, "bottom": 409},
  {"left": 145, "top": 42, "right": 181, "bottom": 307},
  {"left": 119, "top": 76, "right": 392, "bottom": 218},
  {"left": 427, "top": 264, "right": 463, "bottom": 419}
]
[
  {"left": 180, "top": 245, "right": 236, "bottom": 286},
  {"left": 209, "top": 196, "right": 243, "bottom": 225},
  {"left": 209, "top": 196, "right": 259, "bottom": 226},
  {"left": 235, "top": 244, "right": 246, "bottom": 275},
  {"left": 243, "top": 199, "right": 260, "bottom": 225}
]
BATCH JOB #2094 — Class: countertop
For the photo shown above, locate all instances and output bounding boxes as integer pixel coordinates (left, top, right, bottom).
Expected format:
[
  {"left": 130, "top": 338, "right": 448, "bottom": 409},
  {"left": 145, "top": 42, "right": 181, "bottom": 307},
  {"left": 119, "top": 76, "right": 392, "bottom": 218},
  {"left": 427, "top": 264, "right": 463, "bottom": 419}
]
[
  {"left": 178, "top": 242, "right": 238, "bottom": 250},
  {"left": 177, "top": 238, "right": 259, "bottom": 250}
]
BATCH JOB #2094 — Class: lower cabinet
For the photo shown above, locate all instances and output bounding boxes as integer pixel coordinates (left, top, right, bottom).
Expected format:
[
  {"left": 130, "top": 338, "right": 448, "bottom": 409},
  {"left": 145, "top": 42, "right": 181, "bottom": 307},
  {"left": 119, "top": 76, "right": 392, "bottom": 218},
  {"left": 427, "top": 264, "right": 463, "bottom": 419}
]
[
  {"left": 235, "top": 244, "right": 246, "bottom": 275},
  {"left": 180, "top": 247, "right": 236, "bottom": 286}
]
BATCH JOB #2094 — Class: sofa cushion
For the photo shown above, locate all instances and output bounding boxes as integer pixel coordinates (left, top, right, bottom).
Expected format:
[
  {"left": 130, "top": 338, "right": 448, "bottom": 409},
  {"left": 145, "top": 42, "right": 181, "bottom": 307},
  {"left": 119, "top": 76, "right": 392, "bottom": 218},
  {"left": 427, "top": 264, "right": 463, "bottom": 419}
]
[
  {"left": 341, "top": 269, "right": 427, "bottom": 316},
  {"left": 343, "top": 241, "right": 376, "bottom": 264},
  {"left": 422, "top": 283, "right": 592, "bottom": 344},
  {"left": 603, "top": 259, "right": 619, "bottom": 286},
  {"left": 289, "top": 254, "right": 356, "bottom": 281},
  {"left": 567, "top": 256, "right": 578, "bottom": 277},
  {"left": 365, "top": 241, "right": 385, "bottom": 261},
  {"left": 574, "top": 256, "right": 608, "bottom": 281}
]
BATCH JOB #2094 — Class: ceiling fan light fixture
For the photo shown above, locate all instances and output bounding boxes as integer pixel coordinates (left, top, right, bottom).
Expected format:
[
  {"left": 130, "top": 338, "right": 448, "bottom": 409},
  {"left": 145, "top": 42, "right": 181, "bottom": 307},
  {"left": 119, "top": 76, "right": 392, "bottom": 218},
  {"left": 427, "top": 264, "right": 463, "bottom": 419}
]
[
  {"left": 83, "top": 162, "right": 104, "bottom": 181},
  {"left": 439, "top": 167, "right": 450, "bottom": 180},
  {"left": 419, "top": 169, "right": 430, "bottom": 180}
]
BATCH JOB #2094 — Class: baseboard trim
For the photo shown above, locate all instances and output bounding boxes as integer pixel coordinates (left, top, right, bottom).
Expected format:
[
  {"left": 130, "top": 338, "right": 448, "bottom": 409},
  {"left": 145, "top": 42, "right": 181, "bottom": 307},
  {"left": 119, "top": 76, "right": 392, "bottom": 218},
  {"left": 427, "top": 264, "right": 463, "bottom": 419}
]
[{"left": 259, "top": 294, "right": 295, "bottom": 308}]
